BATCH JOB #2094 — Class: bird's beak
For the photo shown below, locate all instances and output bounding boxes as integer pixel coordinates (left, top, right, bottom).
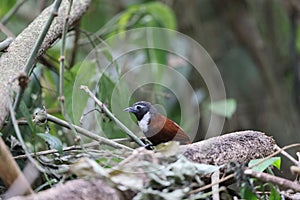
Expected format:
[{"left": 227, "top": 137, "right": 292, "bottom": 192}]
[{"left": 123, "top": 106, "right": 135, "bottom": 113}]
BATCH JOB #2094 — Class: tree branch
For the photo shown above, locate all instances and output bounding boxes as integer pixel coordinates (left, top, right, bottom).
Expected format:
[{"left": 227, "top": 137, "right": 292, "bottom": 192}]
[{"left": 0, "top": 0, "right": 91, "bottom": 128}]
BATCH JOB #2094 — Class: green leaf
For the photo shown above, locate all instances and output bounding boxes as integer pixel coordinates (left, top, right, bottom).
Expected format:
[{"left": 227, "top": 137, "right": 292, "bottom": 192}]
[
  {"left": 37, "top": 133, "right": 63, "bottom": 154},
  {"left": 0, "top": 0, "right": 17, "bottom": 18},
  {"left": 269, "top": 184, "right": 281, "bottom": 200},
  {"left": 67, "top": 61, "right": 99, "bottom": 123},
  {"left": 144, "top": 2, "right": 177, "bottom": 29},
  {"left": 117, "top": 2, "right": 176, "bottom": 32},
  {"left": 208, "top": 99, "right": 237, "bottom": 118},
  {"left": 249, "top": 157, "right": 281, "bottom": 172},
  {"left": 240, "top": 183, "right": 258, "bottom": 200}
]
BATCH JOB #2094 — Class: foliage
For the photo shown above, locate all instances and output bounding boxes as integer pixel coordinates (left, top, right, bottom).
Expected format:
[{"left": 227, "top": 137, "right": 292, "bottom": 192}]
[
  {"left": 4, "top": 0, "right": 300, "bottom": 199},
  {"left": 208, "top": 99, "right": 237, "bottom": 118},
  {"left": 240, "top": 157, "right": 282, "bottom": 200},
  {"left": 36, "top": 133, "right": 63, "bottom": 154},
  {"left": 249, "top": 157, "right": 281, "bottom": 172},
  {"left": 69, "top": 142, "right": 221, "bottom": 199}
]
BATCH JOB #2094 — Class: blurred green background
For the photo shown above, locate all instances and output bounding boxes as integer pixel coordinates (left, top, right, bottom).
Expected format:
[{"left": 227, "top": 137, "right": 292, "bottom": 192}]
[{"left": 1, "top": 0, "right": 299, "bottom": 157}]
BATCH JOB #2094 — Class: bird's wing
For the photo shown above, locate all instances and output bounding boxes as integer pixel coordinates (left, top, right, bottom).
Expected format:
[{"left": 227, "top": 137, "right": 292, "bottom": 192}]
[{"left": 147, "top": 114, "right": 191, "bottom": 145}]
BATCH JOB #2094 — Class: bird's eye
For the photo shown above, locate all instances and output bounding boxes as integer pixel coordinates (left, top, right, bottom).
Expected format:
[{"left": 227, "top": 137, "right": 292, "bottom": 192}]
[{"left": 136, "top": 105, "right": 141, "bottom": 110}]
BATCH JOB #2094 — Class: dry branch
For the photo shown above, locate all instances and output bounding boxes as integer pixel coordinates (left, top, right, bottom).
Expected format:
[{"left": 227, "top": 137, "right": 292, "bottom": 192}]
[
  {"left": 8, "top": 130, "right": 277, "bottom": 200},
  {"left": 0, "top": 138, "right": 33, "bottom": 196},
  {"left": 0, "top": 0, "right": 91, "bottom": 128},
  {"left": 182, "top": 130, "right": 276, "bottom": 165},
  {"left": 9, "top": 179, "right": 125, "bottom": 200},
  {"left": 244, "top": 169, "right": 300, "bottom": 192}
]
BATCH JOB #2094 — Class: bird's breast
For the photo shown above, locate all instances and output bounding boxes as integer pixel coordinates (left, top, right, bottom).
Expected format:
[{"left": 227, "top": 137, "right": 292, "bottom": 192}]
[{"left": 138, "top": 112, "right": 151, "bottom": 132}]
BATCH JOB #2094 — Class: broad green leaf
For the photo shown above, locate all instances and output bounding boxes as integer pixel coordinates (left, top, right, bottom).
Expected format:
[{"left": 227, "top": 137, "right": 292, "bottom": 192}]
[
  {"left": 208, "top": 99, "right": 237, "bottom": 118},
  {"left": 269, "top": 184, "right": 281, "bottom": 200},
  {"left": 117, "top": 2, "right": 176, "bottom": 32},
  {"left": 249, "top": 157, "right": 281, "bottom": 172},
  {"left": 118, "top": 11, "right": 133, "bottom": 33},
  {"left": 240, "top": 183, "right": 258, "bottom": 200},
  {"left": 144, "top": 2, "right": 176, "bottom": 29},
  {"left": 37, "top": 133, "right": 63, "bottom": 154}
]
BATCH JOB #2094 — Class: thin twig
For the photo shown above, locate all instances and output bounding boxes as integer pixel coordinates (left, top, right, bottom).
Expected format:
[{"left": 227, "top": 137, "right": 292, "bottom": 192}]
[
  {"left": 59, "top": 0, "right": 72, "bottom": 103},
  {"left": 211, "top": 170, "right": 220, "bottom": 200},
  {"left": 274, "top": 145, "right": 300, "bottom": 166},
  {"left": 244, "top": 169, "right": 300, "bottom": 192},
  {"left": 248, "top": 143, "right": 300, "bottom": 168},
  {"left": 0, "top": 22, "right": 15, "bottom": 38},
  {"left": 3, "top": 119, "right": 28, "bottom": 126},
  {"left": 80, "top": 85, "right": 145, "bottom": 147},
  {"left": 43, "top": 113, "right": 133, "bottom": 151},
  {"left": 69, "top": 23, "right": 80, "bottom": 68},
  {"left": 190, "top": 143, "right": 300, "bottom": 194},
  {"left": 14, "top": 141, "right": 99, "bottom": 159},
  {"left": 25, "top": 0, "right": 62, "bottom": 74},
  {"left": 189, "top": 174, "right": 234, "bottom": 194},
  {"left": 7, "top": 83, "right": 45, "bottom": 173},
  {"left": 57, "top": 0, "right": 89, "bottom": 155},
  {"left": 0, "top": 37, "right": 14, "bottom": 51},
  {"left": 14, "top": 138, "right": 131, "bottom": 159}
]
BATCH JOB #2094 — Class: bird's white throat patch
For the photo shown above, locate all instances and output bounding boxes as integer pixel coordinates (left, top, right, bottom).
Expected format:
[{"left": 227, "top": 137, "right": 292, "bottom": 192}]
[{"left": 138, "top": 112, "right": 150, "bottom": 132}]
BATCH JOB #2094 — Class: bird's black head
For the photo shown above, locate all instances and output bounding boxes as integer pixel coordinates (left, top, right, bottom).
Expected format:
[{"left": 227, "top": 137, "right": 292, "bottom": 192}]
[{"left": 123, "top": 101, "right": 156, "bottom": 121}]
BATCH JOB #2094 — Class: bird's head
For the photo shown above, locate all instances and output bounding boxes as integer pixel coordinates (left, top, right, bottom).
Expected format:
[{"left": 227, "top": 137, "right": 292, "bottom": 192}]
[{"left": 123, "top": 101, "right": 157, "bottom": 121}]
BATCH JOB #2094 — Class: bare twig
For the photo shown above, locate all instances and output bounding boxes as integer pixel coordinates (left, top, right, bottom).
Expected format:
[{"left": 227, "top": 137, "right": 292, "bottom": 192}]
[
  {"left": 7, "top": 83, "right": 45, "bottom": 173},
  {"left": 189, "top": 174, "right": 234, "bottom": 194},
  {"left": 274, "top": 144, "right": 300, "bottom": 166},
  {"left": 57, "top": 0, "right": 89, "bottom": 155},
  {"left": 211, "top": 170, "right": 220, "bottom": 200},
  {"left": 290, "top": 166, "right": 300, "bottom": 176},
  {"left": 69, "top": 23, "right": 80, "bottom": 68},
  {"left": 248, "top": 143, "right": 300, "bottom": 168},
  {"left": 14, "top": 138, "right": 131, "bottom": 159},
  {"left": 3, "top": 162, "right": 39, "bottom": 199},
  {"left": 244, "top": 169, "right": 300, "bottom": 192},
  {"left": 59, "top": 0, "right": 72, "bottom": 103},
  {"left": 0, "top": 22, "right": 15, "bottom": 38},
  {"left": 14, "top": 141, "right": 100, "bottom": 159},
  {"left": 0, "top": 137, "right": 33, "bottom": 195},
  {"left": 80, "top": 85, "right": 145, "bottom": 147},
  {"left": 0, "top": 0, "right": 91, "bottom": 128},
  {"left": 25, "top": 0, "right": 62, "bottom": 74},
  {"left": 190, "top": 143, "right": 300, "bottom": 194},
  {"left": 33, "top": 111, "right": 133, "bottom": 151},
  {"left": 3, "top": 119, "right": 28, "bottom": 126},
  {"left": 0, "top": 37, "right": 14, "bottom": 51}
]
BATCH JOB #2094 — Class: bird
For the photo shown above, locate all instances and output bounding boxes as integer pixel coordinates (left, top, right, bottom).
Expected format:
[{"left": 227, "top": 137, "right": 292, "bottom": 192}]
[{"left": 123, "top": 101, "right": 191, "bottom": 146}]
